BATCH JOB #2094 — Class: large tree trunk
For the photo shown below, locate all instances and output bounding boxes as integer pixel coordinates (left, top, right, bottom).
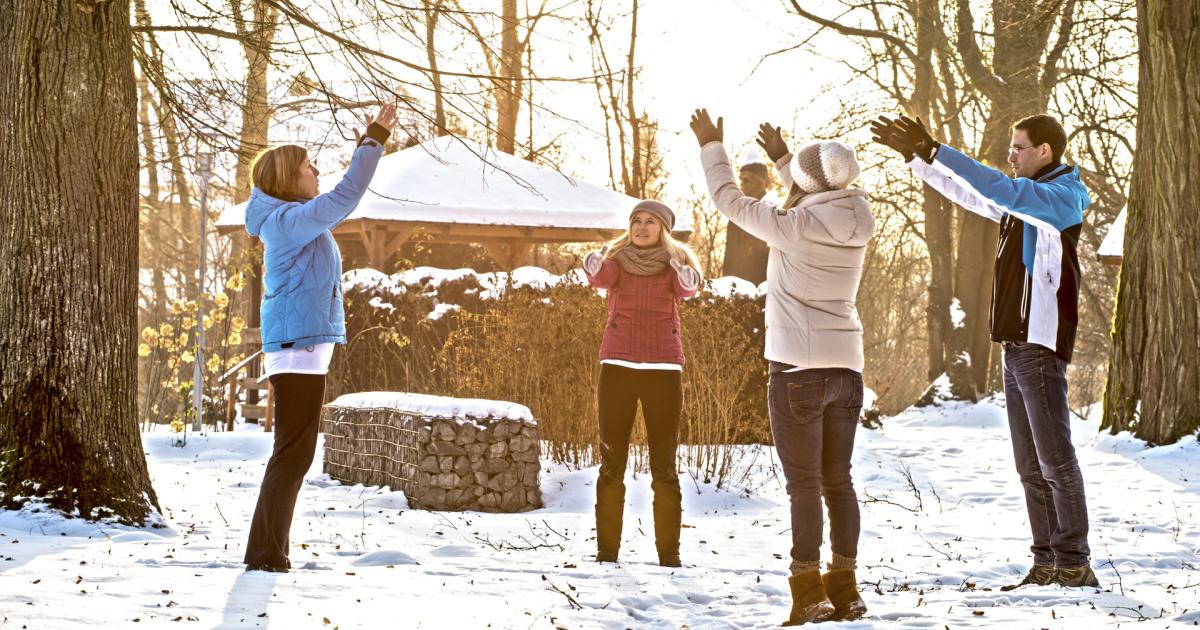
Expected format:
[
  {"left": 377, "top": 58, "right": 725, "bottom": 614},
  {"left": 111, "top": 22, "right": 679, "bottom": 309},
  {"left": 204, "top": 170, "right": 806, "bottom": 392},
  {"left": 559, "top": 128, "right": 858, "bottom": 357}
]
[
  {"left": 496, "top": 0, "right": 521, "bottom": 154},
  {"left": 137, "top": 74, "right": 167, "bottom": 324},
  {"left": 232, "top": 0, "right": 278, "bottom": 204},
  {"left": 914, "top": 0, "right": 953, "bottom": 382},
  {"left": 231, "top": 0, "right": 279, "bottom": 359},
  {"left": 0, "top": 0, "right": 159, "bottom": 523},
  {"left": 1102, "top": 0, "right": 1199, "bottom": 444},
  {"left": 424, "top": 0, "right": 447, "bottom": 135},
  {"left": 947, "top": 0, "right": 1067, "bottom": 399}
]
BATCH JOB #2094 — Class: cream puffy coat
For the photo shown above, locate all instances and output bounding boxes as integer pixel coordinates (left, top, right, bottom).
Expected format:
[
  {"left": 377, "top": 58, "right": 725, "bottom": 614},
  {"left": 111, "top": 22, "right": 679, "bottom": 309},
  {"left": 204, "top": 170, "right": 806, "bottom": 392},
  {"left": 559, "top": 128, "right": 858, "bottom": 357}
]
[{"left": 700, "top": 142, "right": 875, "bottom": 371}]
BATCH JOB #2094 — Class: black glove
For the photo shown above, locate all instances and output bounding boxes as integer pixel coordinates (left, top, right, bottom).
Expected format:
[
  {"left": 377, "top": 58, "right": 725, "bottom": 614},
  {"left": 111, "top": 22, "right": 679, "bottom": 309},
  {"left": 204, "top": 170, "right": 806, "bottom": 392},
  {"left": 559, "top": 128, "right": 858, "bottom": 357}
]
[
  {"left": 870, "top": 115, "right": 939, "bottom": 163},
  {"left": 756, "top": 123, "right": 789, "bottom": 163},
  {"left": 690, "top": 109, "right": 724, "bottom": 147},
  {"left": 894, "top": 115, "right": 939, "bottom": 163},
  {"left": 869, "top": 115, "right": 915, "bottom": 162}
]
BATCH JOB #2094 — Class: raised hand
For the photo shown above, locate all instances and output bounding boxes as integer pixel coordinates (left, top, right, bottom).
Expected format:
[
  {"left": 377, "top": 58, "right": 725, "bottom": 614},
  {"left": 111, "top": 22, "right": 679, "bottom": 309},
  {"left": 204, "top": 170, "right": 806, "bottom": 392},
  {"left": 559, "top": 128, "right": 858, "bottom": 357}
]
[
  {"left": 689, "top": 109, "right": 724, "bottom": 147},
  {"left": 583, "top": 245, "right": 609, "bottom": 276},
  {"left": 669, "top": 258, "right": 701, "bottom": 291},
  {"left": 371, "top": 103, "right": 398, "bottom": 132},
  {"left": 355, "top": 103, "right": 399, "bottom": 144},
  {"left": 869, "top": 115, "right": 915, "bottom": 162},
  {"left": 893, "top": 115, "right": 938, "bottom": 163},
  {"left": 756, "top": 122, "right": 789, "bottom": 163}
]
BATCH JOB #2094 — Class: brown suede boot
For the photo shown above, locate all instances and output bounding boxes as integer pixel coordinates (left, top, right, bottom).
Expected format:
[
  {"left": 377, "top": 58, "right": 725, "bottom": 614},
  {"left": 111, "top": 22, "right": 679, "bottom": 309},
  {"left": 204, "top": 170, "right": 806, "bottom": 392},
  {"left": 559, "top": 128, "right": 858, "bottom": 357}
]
[
  {"left": 822, "top": 569, "right": 867, "bottom": 621},
  {"left": 782, "top": 570, "right": 836, "bottom": 626}
]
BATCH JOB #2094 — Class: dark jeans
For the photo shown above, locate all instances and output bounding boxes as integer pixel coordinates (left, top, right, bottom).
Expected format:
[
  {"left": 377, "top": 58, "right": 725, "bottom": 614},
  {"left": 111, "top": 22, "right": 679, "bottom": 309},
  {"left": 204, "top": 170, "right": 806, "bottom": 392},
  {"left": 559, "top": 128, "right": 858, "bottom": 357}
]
[
  {"left": 768, "top": 365, "right": 863, "bottom": 564},
  {"left": 595, "top": 363, "right": 683, "bottom": 559},
  {"left": 1002, "top": 341, "right": 1091, "bottom": 568},
  {"left": 244, "top": 372, "right": 326, "bottom": 569}
]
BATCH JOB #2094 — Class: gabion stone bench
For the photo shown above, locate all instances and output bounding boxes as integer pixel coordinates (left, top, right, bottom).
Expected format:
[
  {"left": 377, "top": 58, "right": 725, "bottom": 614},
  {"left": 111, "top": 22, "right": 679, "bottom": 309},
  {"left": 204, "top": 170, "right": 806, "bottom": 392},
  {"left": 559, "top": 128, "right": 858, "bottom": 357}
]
[{"left": 322, "top": 392, "right": 543, "bottom": 512}]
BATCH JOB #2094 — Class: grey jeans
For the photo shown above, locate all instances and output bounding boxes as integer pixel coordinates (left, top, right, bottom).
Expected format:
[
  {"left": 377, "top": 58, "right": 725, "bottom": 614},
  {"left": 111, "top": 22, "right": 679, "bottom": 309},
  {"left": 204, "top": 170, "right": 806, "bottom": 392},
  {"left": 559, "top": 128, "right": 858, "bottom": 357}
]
[
  {"left": 1002, "top": 341, "right": 1091, "bottom": 568},
  {"left": 768, "top": 365, "right": 863, "bottom": 564}
]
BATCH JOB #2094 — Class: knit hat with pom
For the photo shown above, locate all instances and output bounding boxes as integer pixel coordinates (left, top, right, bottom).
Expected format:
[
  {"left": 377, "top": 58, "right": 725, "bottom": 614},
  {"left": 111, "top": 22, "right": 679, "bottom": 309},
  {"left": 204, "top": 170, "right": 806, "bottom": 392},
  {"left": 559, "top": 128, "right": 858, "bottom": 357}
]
[{"left": 791, "top": 141, "right": 860, "bottom": 193}]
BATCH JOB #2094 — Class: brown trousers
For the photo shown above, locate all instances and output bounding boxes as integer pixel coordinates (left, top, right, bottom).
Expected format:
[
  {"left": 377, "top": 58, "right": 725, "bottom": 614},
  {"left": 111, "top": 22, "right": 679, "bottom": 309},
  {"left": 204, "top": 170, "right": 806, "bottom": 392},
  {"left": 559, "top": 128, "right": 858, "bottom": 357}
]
[{"left": 243, "top": 372, "right": 326, "bottom": 569}]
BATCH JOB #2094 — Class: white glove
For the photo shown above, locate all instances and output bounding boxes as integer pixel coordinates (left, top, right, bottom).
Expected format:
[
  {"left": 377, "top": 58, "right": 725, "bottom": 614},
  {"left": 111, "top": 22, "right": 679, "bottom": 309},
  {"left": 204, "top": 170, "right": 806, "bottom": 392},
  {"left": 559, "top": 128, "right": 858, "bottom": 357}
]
[
  {"left": 583, "top": 245, "right": 609, "bottom": 276},
  {"left": 669, "top": 258, "right": 701, "bottom": 291}
]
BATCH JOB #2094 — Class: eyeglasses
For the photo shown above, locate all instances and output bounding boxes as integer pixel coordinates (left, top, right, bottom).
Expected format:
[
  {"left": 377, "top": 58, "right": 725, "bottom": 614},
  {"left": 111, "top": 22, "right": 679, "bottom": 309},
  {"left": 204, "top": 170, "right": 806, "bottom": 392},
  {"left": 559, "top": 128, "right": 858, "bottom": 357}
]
[{"left": 1008, "top": 144, "right": 1040, "bottom": 156}]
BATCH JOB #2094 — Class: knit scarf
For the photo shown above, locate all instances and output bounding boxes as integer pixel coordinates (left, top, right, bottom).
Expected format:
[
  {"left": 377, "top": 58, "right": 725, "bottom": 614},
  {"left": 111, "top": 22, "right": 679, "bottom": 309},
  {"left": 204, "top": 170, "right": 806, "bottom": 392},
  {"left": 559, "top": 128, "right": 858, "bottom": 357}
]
[{"left": 612, "top": 245, "right": 671, "bottom": 276}]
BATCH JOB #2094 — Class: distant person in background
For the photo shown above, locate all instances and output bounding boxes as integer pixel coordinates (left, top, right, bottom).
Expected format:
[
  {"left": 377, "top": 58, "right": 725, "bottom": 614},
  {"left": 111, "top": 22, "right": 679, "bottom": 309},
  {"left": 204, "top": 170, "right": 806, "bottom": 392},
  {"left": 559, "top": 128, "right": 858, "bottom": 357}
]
[
  {"left": 721, "top": 148, "right": 774, "bottom": 284},
  {"left": 241, "top": 103, "right": 397, "bottom": 573},
  {"left": 692, "top": 108, "right": 875, "bottom": 625},
  {"left": 582, "top": 200, "right": 703, "bottom": 568}
]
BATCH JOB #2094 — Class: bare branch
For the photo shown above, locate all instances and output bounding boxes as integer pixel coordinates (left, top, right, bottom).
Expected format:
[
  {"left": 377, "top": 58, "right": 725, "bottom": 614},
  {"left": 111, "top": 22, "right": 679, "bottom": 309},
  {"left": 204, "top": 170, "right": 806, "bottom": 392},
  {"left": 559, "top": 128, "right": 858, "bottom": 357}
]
[
  {"left": 1040, "top": 0, "right": 1078, "bottom": 92},
  {"left": 953, "top": 0, "right": 1006, "bottom": 99},
  {"left": 787, "top": 0, "right": 917, "bottom": 62}
]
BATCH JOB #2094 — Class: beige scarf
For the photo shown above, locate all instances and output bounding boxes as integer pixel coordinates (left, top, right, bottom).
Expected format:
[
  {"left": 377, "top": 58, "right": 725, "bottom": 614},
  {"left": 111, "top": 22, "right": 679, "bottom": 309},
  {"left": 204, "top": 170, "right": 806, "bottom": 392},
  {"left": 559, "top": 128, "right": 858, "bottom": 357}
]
[{"left": 612, "top": 245, "right": 671, "bottom": 276}]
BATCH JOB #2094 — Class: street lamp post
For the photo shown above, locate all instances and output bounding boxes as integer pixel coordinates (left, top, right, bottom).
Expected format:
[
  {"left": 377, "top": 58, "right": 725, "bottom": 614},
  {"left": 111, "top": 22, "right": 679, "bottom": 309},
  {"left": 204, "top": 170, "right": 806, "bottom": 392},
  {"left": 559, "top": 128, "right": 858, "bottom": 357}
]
[{"left": 193, "top": 145, "right": 214, "bottom": 433}]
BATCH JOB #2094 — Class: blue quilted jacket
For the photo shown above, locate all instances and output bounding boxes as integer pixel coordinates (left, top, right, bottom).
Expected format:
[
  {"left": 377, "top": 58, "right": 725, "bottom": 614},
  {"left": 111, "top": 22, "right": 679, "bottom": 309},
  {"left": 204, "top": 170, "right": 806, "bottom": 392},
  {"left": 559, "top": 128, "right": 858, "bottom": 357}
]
[{"left": 245, "top": 138, "right": 385, "bottom": 352}]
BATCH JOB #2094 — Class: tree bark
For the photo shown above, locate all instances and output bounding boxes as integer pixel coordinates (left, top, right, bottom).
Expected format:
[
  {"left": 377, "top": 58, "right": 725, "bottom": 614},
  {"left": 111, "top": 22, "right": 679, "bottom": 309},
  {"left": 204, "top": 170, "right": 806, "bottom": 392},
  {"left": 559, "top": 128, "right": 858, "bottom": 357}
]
[
  {"left": 914, "top": 0, "right": 953, "bottom": 382},
  {"left": 496, "top": 0, "right": 520, "bottom": 154},
  {"left": 1102, "top": 0, "right": 1199, "bottom": 444},
  {"left": 136, "top": 74, "right": 167, "bottom": 324},
  {"left": 232, "top": 0, "right": 278, "bottom": 205},
  {"left": 231, "top": 0, "right": 279, "bottom": 344},
  {"left": 624, "top": 0, "right": 642, "bottom": 197},
  {"left": 0, "top": 0, "right": 159, "bottom": 523},
  {"left": 424, "top": 0, "right": 447, "bottom": 135},
  {"left": 947, "top": 0, "right": 1068, "bottom": 399}
]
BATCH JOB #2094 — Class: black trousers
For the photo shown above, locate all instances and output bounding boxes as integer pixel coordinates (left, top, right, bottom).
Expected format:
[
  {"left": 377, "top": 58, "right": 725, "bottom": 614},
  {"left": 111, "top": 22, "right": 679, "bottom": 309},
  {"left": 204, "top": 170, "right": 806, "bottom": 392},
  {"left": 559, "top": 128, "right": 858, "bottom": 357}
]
[
  {"left": 244, "top": 372, "right": 326, "bottom": 569},
  {"left": 595, "top": 363, "right": 683, "bottom": 559}
]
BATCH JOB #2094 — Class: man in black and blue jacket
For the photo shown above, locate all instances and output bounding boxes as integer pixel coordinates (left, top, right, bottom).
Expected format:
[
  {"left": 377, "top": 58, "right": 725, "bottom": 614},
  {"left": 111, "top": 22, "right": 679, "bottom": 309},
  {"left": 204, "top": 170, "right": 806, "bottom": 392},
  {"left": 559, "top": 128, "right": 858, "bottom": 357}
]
[{"left": 871, "top": 114, "right": 1099, "bottom": 590}]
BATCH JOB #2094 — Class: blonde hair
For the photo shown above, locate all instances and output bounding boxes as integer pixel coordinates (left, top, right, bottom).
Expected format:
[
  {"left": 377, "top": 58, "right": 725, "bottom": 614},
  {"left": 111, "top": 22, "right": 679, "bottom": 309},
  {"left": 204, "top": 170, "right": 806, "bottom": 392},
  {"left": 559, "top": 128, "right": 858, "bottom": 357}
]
[
  {"left": 250, "top": 144, "right": 310, "bottom": 202},
  {"left": 605, "top": 215, "right": 703, "bottom": 276}
]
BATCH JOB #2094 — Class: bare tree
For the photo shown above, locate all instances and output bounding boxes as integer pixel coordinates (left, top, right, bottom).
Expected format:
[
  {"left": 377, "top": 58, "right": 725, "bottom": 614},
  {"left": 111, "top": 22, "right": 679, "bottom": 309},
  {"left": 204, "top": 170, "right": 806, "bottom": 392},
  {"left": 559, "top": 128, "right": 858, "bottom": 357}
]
[
  {"left": 1102, "top": 0, "right": 1199, "bottom": 444},
  {"left": 1, "top": 0, "right": 159, "bottom": 523},
  {"left": 583, "top": 0, "right": 663, "bottom": 199},
  {"left": 785, "top": 1, "right": 1126, "bottom": 402}
]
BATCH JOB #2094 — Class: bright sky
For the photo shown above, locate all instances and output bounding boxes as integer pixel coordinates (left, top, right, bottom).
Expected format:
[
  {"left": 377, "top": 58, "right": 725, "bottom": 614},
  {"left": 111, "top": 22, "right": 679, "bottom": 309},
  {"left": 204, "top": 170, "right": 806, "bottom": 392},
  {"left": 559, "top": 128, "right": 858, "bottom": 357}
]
[
  {"left": 516, "top": 0, "right": 871, "bottom": 202},
  {"left": 149, "top": 0, "right": 873, "bottom": 205}
]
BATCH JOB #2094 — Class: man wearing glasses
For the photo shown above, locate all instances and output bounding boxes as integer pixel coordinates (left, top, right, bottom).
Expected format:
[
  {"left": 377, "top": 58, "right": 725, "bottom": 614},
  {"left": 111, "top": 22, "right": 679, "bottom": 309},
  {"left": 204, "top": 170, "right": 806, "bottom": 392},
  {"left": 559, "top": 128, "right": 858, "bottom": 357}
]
[{"left": 870, "top": 114, "right": 1098, "bottom": 590}]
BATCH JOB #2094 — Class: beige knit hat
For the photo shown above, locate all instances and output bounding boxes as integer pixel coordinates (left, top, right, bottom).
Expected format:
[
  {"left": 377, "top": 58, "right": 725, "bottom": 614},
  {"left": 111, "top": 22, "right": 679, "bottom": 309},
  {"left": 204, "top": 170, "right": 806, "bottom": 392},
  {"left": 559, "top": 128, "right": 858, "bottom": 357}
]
[{"left": 791, "top": 141, "right": 861, "bottom": 193}]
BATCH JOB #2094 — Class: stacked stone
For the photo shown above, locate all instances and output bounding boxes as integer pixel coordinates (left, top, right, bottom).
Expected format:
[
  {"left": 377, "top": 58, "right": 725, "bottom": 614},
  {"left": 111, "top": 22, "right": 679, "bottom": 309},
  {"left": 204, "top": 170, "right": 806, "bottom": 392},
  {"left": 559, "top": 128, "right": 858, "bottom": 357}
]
[
  {"left": 322, "top": 394, "right": 542, "bottom": 513},
  {"left": 413, "top": 417, "right": 542, "bottom": 512}
]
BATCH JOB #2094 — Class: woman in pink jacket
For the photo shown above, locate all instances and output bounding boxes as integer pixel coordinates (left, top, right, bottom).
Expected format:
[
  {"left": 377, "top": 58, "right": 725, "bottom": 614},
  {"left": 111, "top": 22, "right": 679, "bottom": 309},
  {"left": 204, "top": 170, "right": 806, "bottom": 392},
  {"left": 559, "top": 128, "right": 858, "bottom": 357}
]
[{"left": 582, "top": 200, "right": 702, "bottom": 567}]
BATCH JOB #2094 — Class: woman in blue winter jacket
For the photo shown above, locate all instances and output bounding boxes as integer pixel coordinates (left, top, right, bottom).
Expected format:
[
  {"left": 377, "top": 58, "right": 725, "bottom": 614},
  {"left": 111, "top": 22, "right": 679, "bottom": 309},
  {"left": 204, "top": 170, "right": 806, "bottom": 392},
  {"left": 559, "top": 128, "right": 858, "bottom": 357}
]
[{"left": 241, "top": 104, "right": 397, "bottom": 572}]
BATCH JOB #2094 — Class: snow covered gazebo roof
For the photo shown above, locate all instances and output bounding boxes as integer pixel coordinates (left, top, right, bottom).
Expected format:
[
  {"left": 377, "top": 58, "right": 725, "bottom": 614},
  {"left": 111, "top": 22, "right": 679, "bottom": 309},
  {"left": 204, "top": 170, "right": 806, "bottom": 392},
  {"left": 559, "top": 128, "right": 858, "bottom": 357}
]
[
  {"left": 1098, "top": 206, "right": 1126, "bottom": 266},
  {"left": 217, "top": 136, "right": 692, "bottom": 269}
]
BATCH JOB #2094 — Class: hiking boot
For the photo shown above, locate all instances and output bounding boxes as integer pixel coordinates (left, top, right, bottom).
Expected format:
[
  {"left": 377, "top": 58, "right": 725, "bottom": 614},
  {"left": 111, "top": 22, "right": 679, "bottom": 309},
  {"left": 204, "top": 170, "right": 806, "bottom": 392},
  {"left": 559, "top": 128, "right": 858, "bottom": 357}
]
[
  {"left": 822, "top": 569, "right": 867, "bottom": 621},
  {"left": 1053, "top": 565, "right": 1100, "bottom": 588},
  {"left": 999, "top": 564, "right": 1055, "bottom": 591},
  {"left": 782, "top": 570, "right": 836, "bottom": 626},
  {"left": 595, "top": 551, "right": 619, "bottom": 563},
  {"left": 245, "top": 563, "right": 289, "bottom": 573},
  {"left": 658, "top": 554, "right": 682, "bottom": 568}
]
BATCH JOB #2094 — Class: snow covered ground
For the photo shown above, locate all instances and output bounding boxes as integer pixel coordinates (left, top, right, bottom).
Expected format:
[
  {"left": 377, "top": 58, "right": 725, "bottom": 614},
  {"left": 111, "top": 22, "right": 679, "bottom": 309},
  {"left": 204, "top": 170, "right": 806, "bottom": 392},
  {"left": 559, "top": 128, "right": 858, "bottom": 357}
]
[{"left": 1, "top": 398, "right": 1197, "bottom": 629}]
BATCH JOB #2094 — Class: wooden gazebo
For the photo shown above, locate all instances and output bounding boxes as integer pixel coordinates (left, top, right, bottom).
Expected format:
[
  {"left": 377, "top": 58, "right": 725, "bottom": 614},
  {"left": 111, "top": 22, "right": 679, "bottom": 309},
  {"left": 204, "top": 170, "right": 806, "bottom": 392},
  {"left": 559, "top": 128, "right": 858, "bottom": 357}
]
[{"left": 216, "top": 137, "right": 692, "bottom": 269}]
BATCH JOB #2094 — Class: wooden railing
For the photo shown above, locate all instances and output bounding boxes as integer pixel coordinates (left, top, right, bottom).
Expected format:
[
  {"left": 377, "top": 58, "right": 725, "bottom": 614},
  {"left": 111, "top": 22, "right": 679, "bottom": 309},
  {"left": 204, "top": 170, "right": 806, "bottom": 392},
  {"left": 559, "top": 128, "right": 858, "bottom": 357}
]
[{"left": 215, "top": 327, "right": 274, "bottom": 431}]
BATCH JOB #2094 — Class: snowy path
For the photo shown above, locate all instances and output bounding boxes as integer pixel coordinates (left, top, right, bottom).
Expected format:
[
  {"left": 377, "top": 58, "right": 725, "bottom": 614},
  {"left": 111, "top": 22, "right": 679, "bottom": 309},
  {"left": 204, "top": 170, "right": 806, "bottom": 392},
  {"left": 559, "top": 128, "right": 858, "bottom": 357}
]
[{"left": 1, "top": 399, "right": 1197, "bottom": 628}]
